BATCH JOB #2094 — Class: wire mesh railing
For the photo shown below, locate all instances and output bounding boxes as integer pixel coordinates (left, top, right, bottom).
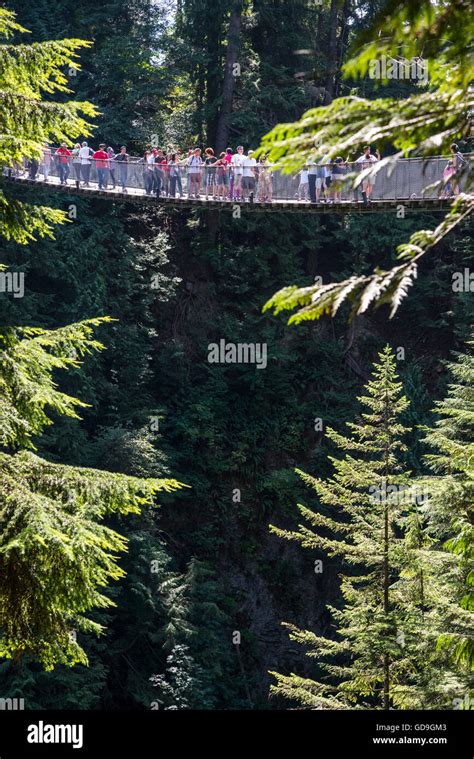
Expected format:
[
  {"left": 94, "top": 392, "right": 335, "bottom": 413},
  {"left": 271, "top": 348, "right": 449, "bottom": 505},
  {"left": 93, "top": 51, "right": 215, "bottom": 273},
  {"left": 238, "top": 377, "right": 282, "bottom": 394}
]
[{"left": 4, "top": 150, "right": 472, "bottom": 204}]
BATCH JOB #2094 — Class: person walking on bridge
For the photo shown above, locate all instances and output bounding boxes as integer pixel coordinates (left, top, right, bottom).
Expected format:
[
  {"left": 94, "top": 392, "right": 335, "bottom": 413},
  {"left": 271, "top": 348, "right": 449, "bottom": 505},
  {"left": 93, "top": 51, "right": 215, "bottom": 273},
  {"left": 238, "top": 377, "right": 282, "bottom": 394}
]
[
  {"left": 93, "top": 144, "right": 109, "bottom": 190},
  {"left": 154, "top": 149, "right": 167, "bottom": 197},
  {"left": 450, "top": 143, "right": 467, "bottom": 196},
  {"left": 204, "top": 148, "right": 217, "bottom": 198},
  {"left": 242, "top": 149, "right": 257, "bottom": 201},
  {"left": 355, "top": 145, "right": 380, "bottom": 203},
  {"left": 79, "top": 141, "right": 93, "bottom": 186},
  {"left": 307, "top": 159, "right": 325, "bottom": 203},
  {"left": 42, "top": 144, "right": 51, "bottom": 182},
  {"left": 143, "top": 149, "right": 154, "bottom": 194},
  {"left": 107, "top": 147, "right": 117, "bottom": 189},
  {"left": 231, "top": 146, "right": 245, "bottom": 200},
  {"left": 225, "top": 148, "right": 233, "bottom": 199},
  {"left": 257, "top": 154, "right": 272, "bottom": 202},
  {"left": 55, "top": 143, "right": 71, "bottom": 185},
  {"left": 114, "top": 146, "right": 130, "bottom": 192},
  {"left": 72, "top": 143, "right": 81, "bottom": 189},
  {"left": 187, "top": 148, "right": 203, "bottom": 198},
  {"left": 169, "top": 153, "right": 184, "bottom": 198}
]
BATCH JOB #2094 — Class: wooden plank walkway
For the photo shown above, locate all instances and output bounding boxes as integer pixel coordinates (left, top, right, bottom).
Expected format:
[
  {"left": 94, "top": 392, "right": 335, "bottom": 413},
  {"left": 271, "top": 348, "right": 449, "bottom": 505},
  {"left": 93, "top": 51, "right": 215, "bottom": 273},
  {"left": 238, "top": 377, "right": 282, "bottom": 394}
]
[{"left": 4, "top": 175, "right": 454, "bottom": 214}]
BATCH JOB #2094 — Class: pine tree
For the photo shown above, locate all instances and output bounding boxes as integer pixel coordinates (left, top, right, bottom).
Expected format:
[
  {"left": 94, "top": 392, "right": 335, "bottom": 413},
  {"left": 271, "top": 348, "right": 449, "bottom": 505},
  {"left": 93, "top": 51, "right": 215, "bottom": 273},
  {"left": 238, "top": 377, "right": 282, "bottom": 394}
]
[
  {"left": 422, "top": 342, "right": 474, "bottom": 670},
  {"left": 269, "top": 346, "right": 414, "bottom": 709},
  {"left": 0, "top": 7, "right": 97, "bottom": 243},
  {"left": 0, "top": 9, "right": 185, "bottom": 671},
  {"left": 0, "top": 320, "right": 184, "bottom": 670}
]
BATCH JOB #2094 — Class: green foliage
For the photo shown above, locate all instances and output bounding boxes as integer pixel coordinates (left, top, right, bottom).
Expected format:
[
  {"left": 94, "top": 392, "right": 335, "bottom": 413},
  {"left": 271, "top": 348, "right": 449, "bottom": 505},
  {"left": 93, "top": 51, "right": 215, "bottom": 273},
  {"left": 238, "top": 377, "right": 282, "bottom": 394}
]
[
  {"left": 0, "top": 319, "right": 110, "bottom": 449},
  {"left": 0, "top": 318, "right": 184, "bottom": 670},
  {"left": 270, "top": 345, "right": 474, "bottom": 709},
  {"left": 259, "top": 0, "right": 473, "bottom": 320},
  {"left": 0, "top": 7, "right": 97, "bottom": 243},
  {"left": 422, "top": 343, "right": 474, "bottom": 668},
  {"left": 269, "top": 347, "right": 413, "bottom": 708},
  {"left": 1, "top": 0, "right": 472, "bottom": 708}
]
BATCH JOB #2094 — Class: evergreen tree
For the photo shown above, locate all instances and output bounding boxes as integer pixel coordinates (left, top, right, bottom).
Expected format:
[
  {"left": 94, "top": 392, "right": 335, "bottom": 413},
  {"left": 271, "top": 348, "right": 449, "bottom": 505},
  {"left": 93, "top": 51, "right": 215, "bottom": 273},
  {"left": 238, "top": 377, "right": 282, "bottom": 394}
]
[
  {"left": 422, "top": 342, "right": 474, "bottom": 669},
  {"left": 0, "top": 320, "right": 183, "bottom": 670},
  {"left": 269, "top": 346, "right": 414, "bottom": 709},
  {"left": 0, "top": 7, "right": 97, "bottom": 242},
  {"left": 0, "top": 8, "right": 184, "bottom": 671}
]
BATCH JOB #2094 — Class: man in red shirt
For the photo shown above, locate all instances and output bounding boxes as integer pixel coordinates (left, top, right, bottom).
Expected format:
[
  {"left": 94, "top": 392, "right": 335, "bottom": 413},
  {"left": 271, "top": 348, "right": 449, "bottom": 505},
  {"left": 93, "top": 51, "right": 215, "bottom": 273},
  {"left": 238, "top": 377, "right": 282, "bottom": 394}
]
[
  {"left": 55, "top": 143, "right": 71, "bottom": 184},
  {"left": 92, "top": 143, "right": 110, "bottom": 190}
]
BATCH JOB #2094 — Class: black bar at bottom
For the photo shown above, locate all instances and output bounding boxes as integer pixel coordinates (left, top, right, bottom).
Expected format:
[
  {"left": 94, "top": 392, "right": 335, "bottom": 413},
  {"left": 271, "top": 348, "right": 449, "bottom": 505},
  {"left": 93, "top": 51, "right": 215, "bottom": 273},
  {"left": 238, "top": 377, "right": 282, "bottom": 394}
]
[{"left": 0, "top": 709, "right": 470, "bottom": 757}]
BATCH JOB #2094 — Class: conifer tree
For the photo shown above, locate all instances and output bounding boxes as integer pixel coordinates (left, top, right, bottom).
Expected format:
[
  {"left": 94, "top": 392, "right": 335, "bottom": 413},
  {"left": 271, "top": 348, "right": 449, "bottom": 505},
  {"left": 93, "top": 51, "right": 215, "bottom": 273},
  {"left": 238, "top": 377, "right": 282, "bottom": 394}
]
[
  {"left": 0, "top": 7, "right": 97, "bottom": 243},
  {"left": 269, "top": 346, "right": 413, "bottom": 709},
  {"left": 0, "top": 320, "right": 184, "bottom": 670},
  {"left": 422, "top": 342, "right": 474, "bottom": 670},
  {"left": 0, "top": 8, "right": 185, "bottom": 671}
]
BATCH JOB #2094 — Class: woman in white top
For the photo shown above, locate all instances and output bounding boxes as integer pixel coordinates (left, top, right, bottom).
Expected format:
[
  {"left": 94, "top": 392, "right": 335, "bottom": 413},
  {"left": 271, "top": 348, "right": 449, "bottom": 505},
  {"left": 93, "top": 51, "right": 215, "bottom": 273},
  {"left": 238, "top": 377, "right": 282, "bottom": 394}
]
[{"left": 42, "top": 144, "right": 51, "bottom": 182}]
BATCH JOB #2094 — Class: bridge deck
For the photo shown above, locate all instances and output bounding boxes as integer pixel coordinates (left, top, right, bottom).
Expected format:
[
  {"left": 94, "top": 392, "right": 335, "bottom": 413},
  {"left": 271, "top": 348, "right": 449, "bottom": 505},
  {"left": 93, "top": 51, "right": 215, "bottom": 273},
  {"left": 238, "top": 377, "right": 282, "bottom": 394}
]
[{"left": 5, "top": 174, "right": 453, "bottom": 214}]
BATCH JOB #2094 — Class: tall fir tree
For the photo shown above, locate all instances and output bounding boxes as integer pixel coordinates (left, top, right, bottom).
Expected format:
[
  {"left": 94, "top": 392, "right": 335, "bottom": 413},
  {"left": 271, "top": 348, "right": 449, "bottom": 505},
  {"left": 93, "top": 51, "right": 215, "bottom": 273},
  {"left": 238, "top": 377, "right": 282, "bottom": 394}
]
[
  {"left": 422, "top": 342, "right": 474, "bottom": 670},
  {"left": 269, "top": 346, "right": 415, "bottom": 709},
  {"left": 0, "top": 8, "right": 184, "bottom": 671}
]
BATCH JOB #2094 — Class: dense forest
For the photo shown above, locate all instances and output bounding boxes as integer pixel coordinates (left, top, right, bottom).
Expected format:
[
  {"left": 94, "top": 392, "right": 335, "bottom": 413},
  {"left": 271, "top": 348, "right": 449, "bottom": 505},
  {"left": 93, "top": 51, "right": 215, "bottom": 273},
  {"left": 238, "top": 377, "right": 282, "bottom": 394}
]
[{"left": 0, "top": 0, "right": 472, "bottom": 712}]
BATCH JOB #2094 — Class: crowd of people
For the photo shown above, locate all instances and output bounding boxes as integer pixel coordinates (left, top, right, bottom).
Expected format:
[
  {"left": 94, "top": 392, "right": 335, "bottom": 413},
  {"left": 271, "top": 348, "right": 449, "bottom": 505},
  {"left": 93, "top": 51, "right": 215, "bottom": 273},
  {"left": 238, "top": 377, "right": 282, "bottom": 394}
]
[{"left": 17, "top": 141, "right": 468, "bottom": 204}]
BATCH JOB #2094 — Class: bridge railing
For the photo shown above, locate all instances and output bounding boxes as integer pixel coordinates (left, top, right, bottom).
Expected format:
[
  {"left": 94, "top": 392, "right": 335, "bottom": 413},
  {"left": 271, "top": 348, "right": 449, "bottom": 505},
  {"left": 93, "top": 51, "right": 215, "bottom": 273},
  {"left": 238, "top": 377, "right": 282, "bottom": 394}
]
[{"left": 4, "top": 151, "right": 472, "bottom": 202}]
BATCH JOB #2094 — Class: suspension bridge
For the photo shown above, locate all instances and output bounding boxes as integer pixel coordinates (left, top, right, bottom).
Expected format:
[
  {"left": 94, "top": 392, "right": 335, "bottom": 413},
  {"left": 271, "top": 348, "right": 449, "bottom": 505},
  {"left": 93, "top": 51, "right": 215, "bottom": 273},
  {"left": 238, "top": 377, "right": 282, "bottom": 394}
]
[{"left": 4, "top": 153, "right": 470, "bottom": 214}]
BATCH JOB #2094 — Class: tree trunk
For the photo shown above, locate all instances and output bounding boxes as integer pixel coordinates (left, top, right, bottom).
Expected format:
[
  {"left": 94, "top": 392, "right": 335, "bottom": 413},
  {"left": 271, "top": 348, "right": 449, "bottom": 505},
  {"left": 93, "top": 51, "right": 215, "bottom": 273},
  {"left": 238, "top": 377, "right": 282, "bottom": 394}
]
[
  {"left": 214, "top": 2, "right": 243, "bottom": 153},
  {"left": 205, "top": 4, "right": 224, "bottom": 146},
  {"left": 383, "top": 388, "right": 390, "bottom": 710},
  {"left": 324, "top": 0, "right": 339, "bottom": 104},
  {"left": 335, "top": 0, "right": 351, "bottom": 99},
  {"left": 383, "top": 500, "right": 390, "bottom": 710}
]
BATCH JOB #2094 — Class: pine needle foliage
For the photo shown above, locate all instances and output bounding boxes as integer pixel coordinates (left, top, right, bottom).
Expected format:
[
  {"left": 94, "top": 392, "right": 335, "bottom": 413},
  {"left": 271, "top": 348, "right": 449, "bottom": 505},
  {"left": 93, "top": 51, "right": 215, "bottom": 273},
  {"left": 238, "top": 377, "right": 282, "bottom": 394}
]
[
  {"left": 0, "top": 319, "right": 185, "bottom": 670},
  {"left": 422, "top": 342, "right": 474, "bottom": 669},
  {"left": 260, "top": 0, "right": 473, "bottom": 321},
  {"left": 0, "top": 7, "right": 98, "bottom": 244},
  {"left": 269, "top": 346, "right": 412, "bottom": 708}
]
